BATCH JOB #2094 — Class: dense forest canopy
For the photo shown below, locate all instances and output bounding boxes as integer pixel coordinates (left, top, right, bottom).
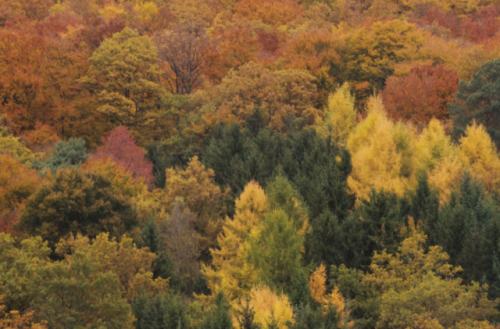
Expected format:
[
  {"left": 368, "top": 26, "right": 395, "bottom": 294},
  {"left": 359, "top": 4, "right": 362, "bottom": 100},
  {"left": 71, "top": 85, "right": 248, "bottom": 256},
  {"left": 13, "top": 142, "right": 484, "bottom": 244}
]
[{"left": 3, "top": 0, "right": 500, "bottom": 328}]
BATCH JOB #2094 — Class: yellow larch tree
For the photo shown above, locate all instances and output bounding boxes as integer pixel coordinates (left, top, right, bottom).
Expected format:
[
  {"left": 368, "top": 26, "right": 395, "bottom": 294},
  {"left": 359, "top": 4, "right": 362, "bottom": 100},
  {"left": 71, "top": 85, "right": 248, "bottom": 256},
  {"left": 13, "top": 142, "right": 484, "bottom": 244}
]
[
  {"left": 246, "top": 285, "right": 295, "bottom": 329},
  {"left": 308, "top": 263, "right": 327, "bottom": 305},
  {"left": 308, "top": 263, "right": 353, "bottom": 327},
  {"left": 347, "top": 95, "right": 414, "bottom": 200},
  {"left": 458, "top": 122, "right": 500, "bottom": 193},
  {"left": 201, "top": 180, "right": 269, "bottom": 306},
  {"left": 316, "top": 83, "right": 357, "bottom": 144},
  {"left": 414, "top": 119, "right": 464, "bottom": 202}
]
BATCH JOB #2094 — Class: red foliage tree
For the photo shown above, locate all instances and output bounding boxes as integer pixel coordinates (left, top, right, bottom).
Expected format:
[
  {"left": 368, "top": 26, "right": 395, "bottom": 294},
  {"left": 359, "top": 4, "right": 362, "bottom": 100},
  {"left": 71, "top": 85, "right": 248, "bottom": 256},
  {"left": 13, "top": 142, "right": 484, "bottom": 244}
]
[
  {"left": 94, "top": 126, "right": 153, "bottom": 187},
  {"left": 413, "top": 7, "right": 461, "bottom": 38},
  {"left": 461, "top": 6, "right": 500, "bottom": 43},
  {"left": 382, "top": 65, "right": 459, "bottom": 125},
  {"left": 0, "top": 211, "right": 19, "bottom": 234}
]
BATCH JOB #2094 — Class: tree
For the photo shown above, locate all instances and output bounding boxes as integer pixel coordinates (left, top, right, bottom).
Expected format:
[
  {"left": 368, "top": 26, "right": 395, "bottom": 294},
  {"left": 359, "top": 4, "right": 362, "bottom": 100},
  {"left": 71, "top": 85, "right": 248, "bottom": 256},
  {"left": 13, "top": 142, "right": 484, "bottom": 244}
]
[
  {"left": 160, "top": 201, "right": 201, "bottom": 291},
  {"left": 280, "top": 29, "right": 343, "bottom": 103},
  {"left": 203, "top": 123, "right": 353, "bottom": 222},
  {"left": 266, "top": 175, "right": 309, "bottom": 235},
  {"left": 434, "top": 174, "right": 500, "bottom": 287},
  {"left": 36, "top": 138, "right": 88, "bottom": 174},
  {"left": 55, "top": 233, "right": 168, "bottom": 301},
  {"left": 82, "top": 27, "right": 166, "bottom": 142},
  {"left": 18, "top": 168, "right": 137, "bottom": 248},
  {"left": 233, "top": 0, "right": 303, "bottom": 27},
  {"left": 315, "top": 83, "right": 357, "bottom": 144},
  {"left": 245, "top": 285, "right": 295, "bottom": 329},
  {"left": 140, "top": 219, "right": 176, "bottom": 283},
  {"left": 163, "top": 156, "right": 227, "bottom": 261},
  {"left": 0, "top": 233, "right": 134, "bottom": 328},
  {"left": 461, "top": 5, "right": 500, "bottom": 43},
  {"left": 132, "top": 292, "right": 187, "bottom": 329},
  {"left": 200, "top": 292, "right": 234, "bottom": 329},
  {"left": 155, "top": 18, "right": 209, "bottom": 94},
  {"left": 363, "top": 226, "right": 498, "bottom": 329},
  {"left": 449, "top": 58, "right": 500, "bottom": 148},
  {"left": 382, "top": 65, "right": 459, "bottom": 125},
  {"left": 0, "top": 234, "right": 51, "bottom": 315},
  {"left": 32, "top": 251, "right": 135, "bottom": 329},
  {"left": 338, "top": 188, "right": 408, "bottom": 269},
  {"left": 247, "top": 209, "right": 306, "bottom": 293},
  {"left": 94, "top": 126, "right": 153, "bottom": 187},
  {"left": 457, "top": 122, "right": 500, "bottom": 193},
  {"left": 0, "top": 296, "right": 47, "bottom": 329},
  {"left": 202, "top": 181, "right": 268, "bottom": 305},
  {"left": 0, "top": 133, "right": 35, "bottom": 166},
  {"left": 0, "top": 155, "right": 42, "bottom": 233},
  {"left": 345, "top": 20, "right": 425, "bottom": 96},
  {"left": 197, "top": 62, "right": 321, "bottom": 131},
  {"left": 347, "top": 96, "right": 415, "bottom": 200}
]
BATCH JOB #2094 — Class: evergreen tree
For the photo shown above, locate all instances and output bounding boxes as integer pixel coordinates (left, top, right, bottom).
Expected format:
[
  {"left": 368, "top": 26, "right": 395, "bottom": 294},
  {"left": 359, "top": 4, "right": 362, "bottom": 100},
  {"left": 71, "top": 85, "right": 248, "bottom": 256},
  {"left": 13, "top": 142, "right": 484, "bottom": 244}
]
[
  {"left": 247, "top": 209, "right": 306, "bottom": 293},
  {"left": 200, "top": 292, "right": 234, "bottom": 329},
  {"left": 450, "top": 58, "right": 500, "bottom": 147},
  {"left": 237, "top": 300, "right": 261, "bottom": 329},
  {"left": 339, "top": 189, "right": 408, "bottom": 269},
  {"left": 409, "top": 171, "right": 440, "bottom": 244},
  {"left": 140, "top": 219, "right": 177, "bottom": 286},
  {"left": 132, "top": 293, "right": 187, "bottom": 329},
  {"left": 435, "top": 173, "right": 500, "bottom": 285},
  {"left": 37, "top": 138, "right": 88, "bottom": 174}
]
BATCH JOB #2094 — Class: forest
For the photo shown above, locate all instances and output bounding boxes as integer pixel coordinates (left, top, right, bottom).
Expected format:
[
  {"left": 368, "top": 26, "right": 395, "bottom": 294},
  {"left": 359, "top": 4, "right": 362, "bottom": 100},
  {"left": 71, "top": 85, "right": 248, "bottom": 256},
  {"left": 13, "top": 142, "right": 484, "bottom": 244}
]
[{"left": 3, "top": 0, "right": 500, "bottom": 328}]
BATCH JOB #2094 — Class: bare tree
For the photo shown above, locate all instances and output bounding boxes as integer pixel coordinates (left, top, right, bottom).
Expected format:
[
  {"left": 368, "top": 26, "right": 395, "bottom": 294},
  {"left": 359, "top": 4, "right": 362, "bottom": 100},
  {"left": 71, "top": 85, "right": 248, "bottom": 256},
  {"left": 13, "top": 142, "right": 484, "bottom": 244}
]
[
  {"left": 155, "top": 19, "right": 209, "bottom": 94},
  {"left": 160, "top": 200, "right": 201, "bottom": 288}
]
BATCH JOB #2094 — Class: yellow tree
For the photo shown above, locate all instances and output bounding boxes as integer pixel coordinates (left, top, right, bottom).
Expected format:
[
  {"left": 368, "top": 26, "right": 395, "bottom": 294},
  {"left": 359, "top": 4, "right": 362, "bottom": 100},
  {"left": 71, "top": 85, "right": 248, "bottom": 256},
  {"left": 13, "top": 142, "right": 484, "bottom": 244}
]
[
  {"left": 414, "top": 119, "right": 463, "bottom": 202},
  {"left": 316, "top": 83, "right": 357, "bottom": 144},
  {"left": 308, "top": 264, "right": 327, "bottom": 305},
  {"left": 201, "top": 180, "right": 269, "bottom": 305},
  {"left": 0, "top": 133, "right": 35, "bottom": 166},
  {"left": 347, "top": 95, "right": 415, "bottom": 200},
  {"left": 245, "top": 285, "right": 294, "bottom": 329},
  {"left": 0, "top": 295, "right": 47, "bottom": 329},
  {"left": 308, "top": 264, "right": 352, "bottom": 328},
  {"left": 55, "top": 233, "right": 168, "bottom": 302},
  {"left": 458, "top": 122, "right": 500, "bottom": 193}
]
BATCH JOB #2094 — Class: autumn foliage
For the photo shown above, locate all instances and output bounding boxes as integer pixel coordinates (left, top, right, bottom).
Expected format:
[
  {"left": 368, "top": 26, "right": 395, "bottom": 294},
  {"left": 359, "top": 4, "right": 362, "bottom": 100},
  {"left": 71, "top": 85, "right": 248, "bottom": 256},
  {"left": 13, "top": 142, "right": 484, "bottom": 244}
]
[
  {"left": 3, "top": 0, "right": 500, "bottom": 328},
  {"left": 382, "top": 65, "right": 459, "bottom": 125}
]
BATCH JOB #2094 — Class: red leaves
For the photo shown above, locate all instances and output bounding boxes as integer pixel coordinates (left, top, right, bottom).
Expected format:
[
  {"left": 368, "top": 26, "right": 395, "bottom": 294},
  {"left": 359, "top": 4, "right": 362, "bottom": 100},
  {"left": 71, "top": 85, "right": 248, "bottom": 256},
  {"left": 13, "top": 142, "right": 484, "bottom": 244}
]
[
  {"left": 94, "top": 126, "right": 153, "bottom": 187},
  {"left": 382, "top": 65, "right": 458, "bottom": 126},
  {"left": 462, "top": 6, "right": 500, "bottom": 43}
]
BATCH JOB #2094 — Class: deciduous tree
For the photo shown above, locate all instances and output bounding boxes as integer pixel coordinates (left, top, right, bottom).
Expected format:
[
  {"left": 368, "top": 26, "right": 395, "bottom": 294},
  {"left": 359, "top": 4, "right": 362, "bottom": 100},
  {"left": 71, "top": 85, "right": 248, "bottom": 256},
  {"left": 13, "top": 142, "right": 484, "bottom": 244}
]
[{"left": 94, "top": 126, "right": 153, "bottom": 187}]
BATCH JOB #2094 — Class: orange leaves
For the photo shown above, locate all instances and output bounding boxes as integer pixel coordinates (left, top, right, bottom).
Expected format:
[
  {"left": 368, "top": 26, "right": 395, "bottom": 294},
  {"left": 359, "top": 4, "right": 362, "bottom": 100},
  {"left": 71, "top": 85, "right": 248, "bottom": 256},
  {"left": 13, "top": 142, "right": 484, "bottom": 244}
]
[
  {"left": 233, "top": 0, "right": 303, "bottom": 28},
  {"left": 382, "top": 65, "right": 459, "bottom": 126},
  {"left": 0, "top": 155, "right": 42, "bottom": 232}
]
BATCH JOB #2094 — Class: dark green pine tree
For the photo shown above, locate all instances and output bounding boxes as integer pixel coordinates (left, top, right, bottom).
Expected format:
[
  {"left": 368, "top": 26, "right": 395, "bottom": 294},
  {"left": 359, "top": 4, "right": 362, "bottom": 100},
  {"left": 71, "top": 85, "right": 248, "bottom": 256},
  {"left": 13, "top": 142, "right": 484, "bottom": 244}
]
[
  {"left": 132, "top": 293, "right": 187, "bottom": 329},
  {"left": 306, "top": 210, "right": 343, "bottom": 269},
  {"left": 237, "top": 300, "right": 261, "bottom": 329},
  {"left": 408, "top": 171, "right": 440, "bottom": 245},
  {"left": 140, "top": 219, "right": 178, "bottom": 287},
  {"left": 449, "top": 58, "right": 500, "bottom": 147},
  {"left": 435, "top": 173, "right": 500, "bottom": 284},
  {"left": 200, "top": 292, "right": 234, "bottom": 329},
  {"left": 292, "top": 304, "right": 325, "bottom": 329},
  {"left": 339, "top": 188, "right": 409, "bottom": 269}
]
